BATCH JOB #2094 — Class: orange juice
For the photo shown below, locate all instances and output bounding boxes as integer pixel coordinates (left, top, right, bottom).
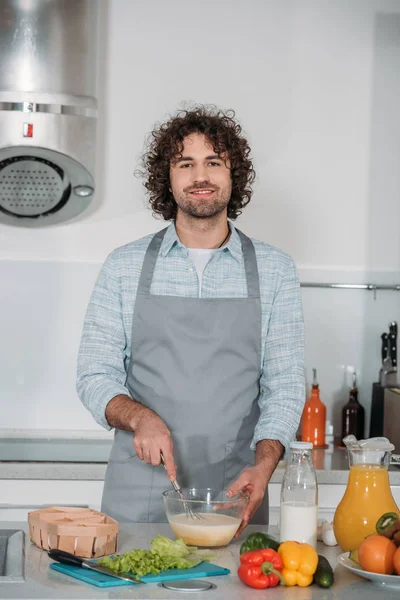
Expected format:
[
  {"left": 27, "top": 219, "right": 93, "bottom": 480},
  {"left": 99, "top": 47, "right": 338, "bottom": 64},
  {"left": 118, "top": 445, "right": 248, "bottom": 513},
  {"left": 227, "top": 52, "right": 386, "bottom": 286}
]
[{"left": 333, "top": 464, "right": 399, "bottom": 551}]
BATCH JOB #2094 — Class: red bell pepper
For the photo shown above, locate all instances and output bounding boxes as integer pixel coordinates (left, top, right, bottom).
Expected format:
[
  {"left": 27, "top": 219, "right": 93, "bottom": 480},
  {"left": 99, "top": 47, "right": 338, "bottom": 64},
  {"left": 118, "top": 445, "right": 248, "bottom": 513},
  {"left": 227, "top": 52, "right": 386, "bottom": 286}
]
[{"left": 238, "top": 548, "right": 285, "bottom": 589}]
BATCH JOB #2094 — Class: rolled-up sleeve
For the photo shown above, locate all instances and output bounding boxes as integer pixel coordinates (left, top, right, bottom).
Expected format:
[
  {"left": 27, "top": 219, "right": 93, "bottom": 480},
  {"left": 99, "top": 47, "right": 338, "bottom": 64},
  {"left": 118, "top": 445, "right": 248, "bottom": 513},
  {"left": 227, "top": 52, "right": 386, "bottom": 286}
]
[
  {"left": 251, "top": 259, "right": 305, "bottom": 454},
  {"left": 76, "top": 251, "right": 130, "bottom": 430}
]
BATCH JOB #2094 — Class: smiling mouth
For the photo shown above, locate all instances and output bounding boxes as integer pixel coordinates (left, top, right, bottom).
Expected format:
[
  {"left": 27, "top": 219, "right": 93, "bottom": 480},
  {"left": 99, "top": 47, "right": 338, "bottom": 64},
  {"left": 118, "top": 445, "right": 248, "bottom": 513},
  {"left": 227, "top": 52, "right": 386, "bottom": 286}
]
[{"left": 189, "top": 189, "right": 216, "bottom": 196}]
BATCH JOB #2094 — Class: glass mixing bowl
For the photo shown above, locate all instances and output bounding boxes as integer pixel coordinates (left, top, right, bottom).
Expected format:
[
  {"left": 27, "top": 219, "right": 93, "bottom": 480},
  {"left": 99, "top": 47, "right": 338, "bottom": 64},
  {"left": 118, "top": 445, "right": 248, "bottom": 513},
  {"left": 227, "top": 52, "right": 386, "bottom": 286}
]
[{"left": 163, "top": 488, "right": 248, "bottom": 547}]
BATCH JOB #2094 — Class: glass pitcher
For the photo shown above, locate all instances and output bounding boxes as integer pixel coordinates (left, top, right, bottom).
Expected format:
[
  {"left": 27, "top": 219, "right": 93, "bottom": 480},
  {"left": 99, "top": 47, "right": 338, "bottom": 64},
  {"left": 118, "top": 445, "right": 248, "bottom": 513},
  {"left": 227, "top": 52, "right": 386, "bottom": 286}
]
[{"left": 333, "top": 436, "right": 400, "bottom": 552}]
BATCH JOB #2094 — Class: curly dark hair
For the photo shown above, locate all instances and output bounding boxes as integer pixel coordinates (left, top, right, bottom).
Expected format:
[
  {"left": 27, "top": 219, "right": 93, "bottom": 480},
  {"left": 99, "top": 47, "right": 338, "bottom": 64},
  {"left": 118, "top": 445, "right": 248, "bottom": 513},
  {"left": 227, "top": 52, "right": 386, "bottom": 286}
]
[{"left": 138, "top": 105, "right": 256, "bottom": 220}]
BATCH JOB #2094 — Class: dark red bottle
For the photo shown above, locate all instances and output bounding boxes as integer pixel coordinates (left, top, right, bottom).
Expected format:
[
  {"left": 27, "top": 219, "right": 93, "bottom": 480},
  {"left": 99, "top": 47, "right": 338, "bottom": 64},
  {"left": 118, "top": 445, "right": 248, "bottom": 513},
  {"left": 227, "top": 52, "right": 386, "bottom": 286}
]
[{"left": 341, "top": 372, "right": 365, "bottom": 440}]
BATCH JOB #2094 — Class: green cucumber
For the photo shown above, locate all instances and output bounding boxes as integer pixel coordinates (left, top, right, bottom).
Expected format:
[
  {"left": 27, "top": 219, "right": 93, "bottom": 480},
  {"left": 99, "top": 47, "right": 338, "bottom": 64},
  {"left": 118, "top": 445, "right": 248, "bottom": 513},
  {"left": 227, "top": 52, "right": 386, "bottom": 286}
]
[{"left": 313, "top": 554, "right": 334, "bottom": 588}]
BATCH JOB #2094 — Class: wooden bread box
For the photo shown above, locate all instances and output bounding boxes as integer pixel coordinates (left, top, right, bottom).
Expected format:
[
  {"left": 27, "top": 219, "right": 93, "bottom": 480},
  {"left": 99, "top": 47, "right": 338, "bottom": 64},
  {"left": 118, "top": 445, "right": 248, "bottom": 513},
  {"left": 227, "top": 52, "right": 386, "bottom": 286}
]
[{"left": 28, "top": 506, "right": 119, "bottom": 558}]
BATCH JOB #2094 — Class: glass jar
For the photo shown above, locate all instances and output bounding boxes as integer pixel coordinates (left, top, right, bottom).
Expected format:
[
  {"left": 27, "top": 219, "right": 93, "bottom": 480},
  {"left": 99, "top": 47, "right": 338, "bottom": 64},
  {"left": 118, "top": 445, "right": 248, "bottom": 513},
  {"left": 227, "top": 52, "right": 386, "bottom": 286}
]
[
  {"left": 280, "top": 441, "right": 318, "bottom": 548},
  {"left": 333, "top": 436, "right": 400, "bottom": 551}
]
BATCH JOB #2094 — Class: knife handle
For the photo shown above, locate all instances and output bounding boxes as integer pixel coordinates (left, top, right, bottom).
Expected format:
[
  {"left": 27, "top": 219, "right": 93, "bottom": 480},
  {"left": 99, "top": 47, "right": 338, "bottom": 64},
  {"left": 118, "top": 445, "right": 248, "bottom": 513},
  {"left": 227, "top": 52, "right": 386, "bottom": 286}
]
[
  {"left": 381, "top": 332, "right": 389, "bottom": 363},
  {"left": 48, "top": 549, "right": 84, "bottom": 567},
  {"left": 389, "top": 323, "right": 397, "bottom": 369}
]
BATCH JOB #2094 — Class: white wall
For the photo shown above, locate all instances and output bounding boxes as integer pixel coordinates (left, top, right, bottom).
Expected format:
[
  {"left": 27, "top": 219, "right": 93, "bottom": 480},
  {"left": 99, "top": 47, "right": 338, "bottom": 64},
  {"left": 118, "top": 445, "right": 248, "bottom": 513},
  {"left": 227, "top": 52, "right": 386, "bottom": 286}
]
[{"left": 1, "top": 0, "right": 400, "bottom": 439}]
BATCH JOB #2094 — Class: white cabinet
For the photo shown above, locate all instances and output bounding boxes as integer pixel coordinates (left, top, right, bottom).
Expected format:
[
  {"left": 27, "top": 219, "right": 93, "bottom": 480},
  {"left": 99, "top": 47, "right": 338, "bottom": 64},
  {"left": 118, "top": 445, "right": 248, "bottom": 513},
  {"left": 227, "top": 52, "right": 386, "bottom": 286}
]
[{"left": 0, "top": 480, "right": 104, "bottom": 522}]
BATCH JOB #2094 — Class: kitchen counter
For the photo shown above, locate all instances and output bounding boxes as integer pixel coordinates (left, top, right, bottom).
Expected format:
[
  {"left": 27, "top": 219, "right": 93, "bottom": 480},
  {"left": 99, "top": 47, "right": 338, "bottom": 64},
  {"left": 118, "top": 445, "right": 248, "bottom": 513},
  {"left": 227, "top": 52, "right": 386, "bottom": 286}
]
[
  {"left": 1, "top": 522, "right": 398, "bottom": 599},
  {"left": 1, "top": 439, "right": 400, "bottom": 485}
]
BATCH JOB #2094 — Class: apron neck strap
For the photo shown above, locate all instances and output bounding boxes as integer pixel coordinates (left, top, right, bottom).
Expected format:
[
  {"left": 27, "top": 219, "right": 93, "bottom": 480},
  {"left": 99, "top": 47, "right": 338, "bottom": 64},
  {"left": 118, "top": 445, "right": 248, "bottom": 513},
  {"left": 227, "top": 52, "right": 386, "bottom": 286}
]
[
  {"left": 137, "top": 227, "right": 168, "bottom": 295},
  {"left": 236, "top": 228, "right": 260, "bottom": 298},
  {"left": 138, "top": 225, "right": 260, "bottom": 298}
]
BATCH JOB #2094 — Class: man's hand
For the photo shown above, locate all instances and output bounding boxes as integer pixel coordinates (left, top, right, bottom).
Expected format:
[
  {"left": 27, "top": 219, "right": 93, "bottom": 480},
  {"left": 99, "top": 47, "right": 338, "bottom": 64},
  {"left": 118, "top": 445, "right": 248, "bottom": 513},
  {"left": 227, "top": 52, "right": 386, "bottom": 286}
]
[
  {"left": 105, "top": 394, "right": 177, "bottom": 481},
  {"left": 226, "top": 465, "right": 268, "bottom": 536},
  {"left": 133, "top": 408, "right": 177, "bottom": 482},
  {"left": 226, "top": 439, "right": 284, "bottom": 536}
]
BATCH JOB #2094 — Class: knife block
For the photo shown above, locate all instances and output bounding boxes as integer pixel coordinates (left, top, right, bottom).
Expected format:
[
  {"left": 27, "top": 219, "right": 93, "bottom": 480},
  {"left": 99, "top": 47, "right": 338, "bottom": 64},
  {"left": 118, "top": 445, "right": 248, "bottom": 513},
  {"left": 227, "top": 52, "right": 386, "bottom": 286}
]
[{"left": 28, "top": 506, "right": 119, "bottom": 558}]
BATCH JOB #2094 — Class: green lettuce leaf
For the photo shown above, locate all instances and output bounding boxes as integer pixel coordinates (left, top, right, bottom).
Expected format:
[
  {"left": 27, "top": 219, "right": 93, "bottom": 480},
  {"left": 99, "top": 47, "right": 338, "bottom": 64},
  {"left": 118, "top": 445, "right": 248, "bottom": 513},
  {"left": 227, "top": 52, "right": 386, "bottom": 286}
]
[
  {"left": 151, "top": 535, "right": 190, "bottom": 558},
  {"left": 98, "top": 535, "right": 216, "bottom": 577},
  {"left": 151, "top": 535, "right": 215, "bottom": 565}
]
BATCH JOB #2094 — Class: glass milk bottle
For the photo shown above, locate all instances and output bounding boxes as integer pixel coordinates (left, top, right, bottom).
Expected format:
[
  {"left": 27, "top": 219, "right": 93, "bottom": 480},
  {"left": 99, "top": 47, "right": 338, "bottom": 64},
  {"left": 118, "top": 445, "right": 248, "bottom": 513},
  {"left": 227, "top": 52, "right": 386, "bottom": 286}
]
[{"left": 280, "top": 441, "right": 318, "bottom": 548}]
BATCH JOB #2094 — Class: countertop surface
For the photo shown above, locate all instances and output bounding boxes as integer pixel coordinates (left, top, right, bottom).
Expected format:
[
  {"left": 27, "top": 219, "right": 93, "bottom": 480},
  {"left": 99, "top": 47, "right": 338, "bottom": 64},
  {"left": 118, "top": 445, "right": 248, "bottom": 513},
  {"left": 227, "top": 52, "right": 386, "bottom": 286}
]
[
  {"left": 1, "top": 438, "right": 400, "bottom": 484},
  {"left": 1, "top": 522, "right": 399, "bottom": 600}
]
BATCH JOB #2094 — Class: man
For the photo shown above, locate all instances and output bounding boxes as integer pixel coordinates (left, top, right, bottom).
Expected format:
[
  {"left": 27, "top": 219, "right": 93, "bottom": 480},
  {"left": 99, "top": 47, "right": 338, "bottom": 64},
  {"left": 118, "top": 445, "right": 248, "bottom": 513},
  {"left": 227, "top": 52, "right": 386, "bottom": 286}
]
[{"left": 77, "top": 106, "right": 305, "bottom": 533}]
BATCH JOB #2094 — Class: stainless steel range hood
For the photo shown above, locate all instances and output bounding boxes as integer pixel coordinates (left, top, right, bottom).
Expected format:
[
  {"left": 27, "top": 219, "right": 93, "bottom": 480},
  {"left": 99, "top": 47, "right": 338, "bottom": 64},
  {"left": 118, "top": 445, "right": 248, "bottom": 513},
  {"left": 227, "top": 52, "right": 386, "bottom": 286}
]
[{"left": 0, "top": 0, "right": 99, "bottom": 227}]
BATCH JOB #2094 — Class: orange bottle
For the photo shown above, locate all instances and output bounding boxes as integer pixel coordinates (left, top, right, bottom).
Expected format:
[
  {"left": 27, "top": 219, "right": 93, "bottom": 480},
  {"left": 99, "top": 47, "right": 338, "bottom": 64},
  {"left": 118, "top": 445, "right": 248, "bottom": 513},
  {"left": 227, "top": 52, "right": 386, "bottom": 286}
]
[{"left": 301, "top": 369, "right": 326, "bottom": 447}]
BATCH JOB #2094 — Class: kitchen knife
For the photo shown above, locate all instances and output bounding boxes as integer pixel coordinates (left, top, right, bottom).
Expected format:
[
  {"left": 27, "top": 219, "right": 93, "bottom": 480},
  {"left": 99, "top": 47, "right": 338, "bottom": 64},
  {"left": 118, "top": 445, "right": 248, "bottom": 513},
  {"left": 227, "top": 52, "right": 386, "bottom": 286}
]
[
  {"left": 48, "top": 549, "right": 144, "bottom": 584},
  {"left": 370, "top": 332, "right": 389, "bottom": 436},
  {"left": 382, "top": 322, "right": 397, "bottom": 387},
  {"left": 379, "top": 332, "right": 389, "bottom": 384},
  {"left": 389, "top": 322, "right": 397, "bottom": 370}
]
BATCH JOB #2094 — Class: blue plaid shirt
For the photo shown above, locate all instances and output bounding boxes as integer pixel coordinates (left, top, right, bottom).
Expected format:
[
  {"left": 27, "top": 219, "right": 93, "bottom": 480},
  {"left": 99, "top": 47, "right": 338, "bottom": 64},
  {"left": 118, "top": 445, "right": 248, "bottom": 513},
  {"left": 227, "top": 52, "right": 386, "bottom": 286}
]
[{"left": 77, "top": 223, "right": 305, "bottom": 453}]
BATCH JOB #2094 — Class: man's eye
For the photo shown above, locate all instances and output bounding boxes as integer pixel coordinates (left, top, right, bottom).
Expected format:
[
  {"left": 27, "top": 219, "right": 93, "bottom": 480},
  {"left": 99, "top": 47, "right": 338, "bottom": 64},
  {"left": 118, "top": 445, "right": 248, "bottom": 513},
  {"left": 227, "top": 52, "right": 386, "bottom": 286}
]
[
  {"left": 208, "top": 161, "right": 221, "bottom": 167},
  {"left": 179, "top": 163, "right": 192, "bottom": 168}
]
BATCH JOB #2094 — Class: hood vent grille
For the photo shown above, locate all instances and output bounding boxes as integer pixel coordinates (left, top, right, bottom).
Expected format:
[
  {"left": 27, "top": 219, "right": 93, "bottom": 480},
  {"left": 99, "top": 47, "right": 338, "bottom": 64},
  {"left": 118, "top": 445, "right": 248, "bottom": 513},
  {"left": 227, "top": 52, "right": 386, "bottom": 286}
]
[{"left": 0, "top": 156, "right": 68, "bottom": 218}]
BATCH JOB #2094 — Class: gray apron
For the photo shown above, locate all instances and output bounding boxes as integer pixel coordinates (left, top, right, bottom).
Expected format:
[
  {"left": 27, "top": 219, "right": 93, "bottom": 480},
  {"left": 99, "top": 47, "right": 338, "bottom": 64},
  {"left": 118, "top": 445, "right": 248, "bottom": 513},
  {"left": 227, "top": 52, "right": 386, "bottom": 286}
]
[{"left": 101, "top": 227, "right": 268, "bottom": 524}]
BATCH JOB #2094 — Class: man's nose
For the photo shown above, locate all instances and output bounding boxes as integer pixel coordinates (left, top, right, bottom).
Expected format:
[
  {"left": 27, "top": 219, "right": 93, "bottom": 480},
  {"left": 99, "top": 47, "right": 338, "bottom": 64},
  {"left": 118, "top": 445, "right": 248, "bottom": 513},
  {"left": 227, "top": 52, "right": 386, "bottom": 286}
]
[{"left": 191, "top": 164, "right": 210, "bottom": 183}]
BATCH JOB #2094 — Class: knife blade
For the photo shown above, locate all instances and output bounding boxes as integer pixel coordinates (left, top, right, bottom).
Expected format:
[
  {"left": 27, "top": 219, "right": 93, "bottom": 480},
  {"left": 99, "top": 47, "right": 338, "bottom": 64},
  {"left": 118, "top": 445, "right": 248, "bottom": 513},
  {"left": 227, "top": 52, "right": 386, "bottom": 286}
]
[{"left": 48, "top": 549, "right": 145, "bottom": 584}]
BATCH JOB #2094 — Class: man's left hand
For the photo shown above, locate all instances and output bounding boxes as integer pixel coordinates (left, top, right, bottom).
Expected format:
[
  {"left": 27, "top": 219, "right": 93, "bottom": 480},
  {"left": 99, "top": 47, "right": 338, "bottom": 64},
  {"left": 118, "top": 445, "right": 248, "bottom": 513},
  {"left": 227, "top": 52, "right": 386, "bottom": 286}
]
[{"left": 226, "top": 465, "right": 269, "bottom": 537}]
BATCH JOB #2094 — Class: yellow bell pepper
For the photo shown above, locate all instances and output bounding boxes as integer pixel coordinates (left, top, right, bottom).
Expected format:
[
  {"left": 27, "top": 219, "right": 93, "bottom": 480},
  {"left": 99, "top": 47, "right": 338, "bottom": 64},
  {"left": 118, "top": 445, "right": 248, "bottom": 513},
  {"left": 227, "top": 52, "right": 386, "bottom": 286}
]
[{"left": 278, "top": 541, "right": 318, "bottom": 587}]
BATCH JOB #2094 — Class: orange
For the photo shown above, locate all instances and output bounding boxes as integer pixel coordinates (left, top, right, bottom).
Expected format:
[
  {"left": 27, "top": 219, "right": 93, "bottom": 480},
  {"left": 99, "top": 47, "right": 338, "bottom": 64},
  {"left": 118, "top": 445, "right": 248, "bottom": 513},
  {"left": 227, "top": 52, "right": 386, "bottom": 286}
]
[
  {"left": 358, "top": 535, "right": 396, "bottom": 575},
  {"left": 394, "top": 547, "right": 400, "bottom": 576}
]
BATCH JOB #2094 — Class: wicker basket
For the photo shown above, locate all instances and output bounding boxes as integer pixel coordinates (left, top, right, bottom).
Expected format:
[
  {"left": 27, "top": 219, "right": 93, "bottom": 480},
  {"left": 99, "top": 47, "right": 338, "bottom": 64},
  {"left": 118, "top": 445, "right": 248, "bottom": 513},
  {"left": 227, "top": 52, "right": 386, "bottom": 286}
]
[{"left": 28, "top": 506, "right": 119, "bottom": 558}]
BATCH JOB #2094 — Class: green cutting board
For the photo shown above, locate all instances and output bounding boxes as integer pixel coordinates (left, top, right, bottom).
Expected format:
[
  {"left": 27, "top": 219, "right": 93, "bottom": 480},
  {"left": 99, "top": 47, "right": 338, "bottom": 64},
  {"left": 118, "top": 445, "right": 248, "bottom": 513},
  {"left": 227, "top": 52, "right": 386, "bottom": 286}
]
[{"left": 50, "top": 560, "right": 230, "bottom": 587}]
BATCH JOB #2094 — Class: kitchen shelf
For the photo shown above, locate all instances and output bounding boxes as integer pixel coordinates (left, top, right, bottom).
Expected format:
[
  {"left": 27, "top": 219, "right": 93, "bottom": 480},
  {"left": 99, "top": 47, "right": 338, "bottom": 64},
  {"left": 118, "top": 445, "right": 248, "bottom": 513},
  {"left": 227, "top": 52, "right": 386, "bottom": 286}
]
[{"left": 301, "top": 282, "right": 400, "bottom": 291}]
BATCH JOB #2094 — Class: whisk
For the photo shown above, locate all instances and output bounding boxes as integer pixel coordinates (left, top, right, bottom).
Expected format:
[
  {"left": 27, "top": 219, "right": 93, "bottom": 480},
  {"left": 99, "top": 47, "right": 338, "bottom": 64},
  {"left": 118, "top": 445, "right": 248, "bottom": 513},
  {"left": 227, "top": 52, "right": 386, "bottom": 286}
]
[{"left": 160, "top": 452, "right": 204, "bottom": 520}]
